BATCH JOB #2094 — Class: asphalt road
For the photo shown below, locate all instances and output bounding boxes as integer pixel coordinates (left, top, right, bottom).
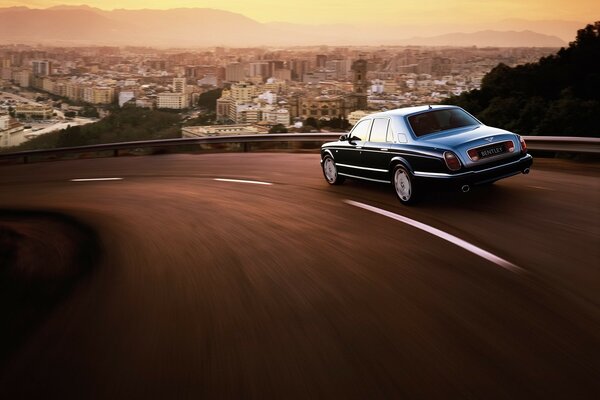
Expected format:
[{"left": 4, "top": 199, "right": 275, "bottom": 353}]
[{"left": 0, "top": 153, "right": 599, "bottom": 398}]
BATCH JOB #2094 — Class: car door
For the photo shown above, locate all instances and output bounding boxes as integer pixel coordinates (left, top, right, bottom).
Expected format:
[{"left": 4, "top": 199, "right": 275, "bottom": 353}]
[
  {"left": 338, "top": 119, "right": 371, "bottom": 177},
  {"left": 362, "top": 118, "right": 393, "bottom": 182}
]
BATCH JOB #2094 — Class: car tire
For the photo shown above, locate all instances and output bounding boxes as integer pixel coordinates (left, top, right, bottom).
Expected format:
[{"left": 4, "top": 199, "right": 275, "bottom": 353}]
[
  {"left": 322, "top": 155, "right": 345, "bottom": 185},
  {"left": 392, "top": 165, "right": 419, "bottom": 205}
]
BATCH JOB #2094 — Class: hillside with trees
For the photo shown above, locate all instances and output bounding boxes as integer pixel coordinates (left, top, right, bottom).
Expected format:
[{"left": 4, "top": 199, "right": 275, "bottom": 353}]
[
  {"left": 445, "top": 22, "right": 600, "bottom": 137},
  {"left": 3, "top": 107, "right": 181, "bottom": 152}
]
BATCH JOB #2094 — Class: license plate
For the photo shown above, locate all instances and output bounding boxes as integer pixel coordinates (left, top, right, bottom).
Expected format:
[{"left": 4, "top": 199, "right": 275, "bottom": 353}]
[{"left": 478, "top": 145, "right": 505, "bottom": 158}]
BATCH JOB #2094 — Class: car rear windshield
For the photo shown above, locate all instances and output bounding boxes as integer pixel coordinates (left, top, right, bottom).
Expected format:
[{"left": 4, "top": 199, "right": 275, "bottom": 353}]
[{"left": 407, "top": 108, "right": 479, "bottom": 137}]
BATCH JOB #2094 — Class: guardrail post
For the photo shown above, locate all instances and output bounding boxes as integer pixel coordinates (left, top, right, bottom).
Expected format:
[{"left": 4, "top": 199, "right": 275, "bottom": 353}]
[
  {"left": 243, "top": 143, "right": 250, "bottom": 152},
  {"left": 113, "top": 149, "right": 119, "bottom": 157},
  {"left": 23, "top": 155, "right": 28, "bottom": 164}
]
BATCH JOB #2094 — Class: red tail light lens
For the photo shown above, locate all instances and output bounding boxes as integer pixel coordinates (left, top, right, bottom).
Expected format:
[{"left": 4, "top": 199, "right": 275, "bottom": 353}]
[
  {"left": 444, "top": 151, "right": 461, "bottom": 171},
  {"left": 519, "top": 136, "right": 527, "bottom": 153},
  {"left": 505, "top": 140, "right": 515, "bottom": 153},
  {"left": 467, "top": 148, "right": 479, "bottom": 161}
]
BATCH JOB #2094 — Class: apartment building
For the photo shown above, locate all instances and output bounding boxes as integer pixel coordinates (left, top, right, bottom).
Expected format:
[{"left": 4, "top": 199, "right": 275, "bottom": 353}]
[
  {"left": 0, "top": 115, "right": 26, "bottom": 147},
  {"left": 262, "top": 107, "right": 290, "bottom": 126},
  {"left": 83, "top": 86, "right": 115, "bottom": 105},
  {"left": 31, "top": 60, "right": 52, "bottom": 76},
  {"left": 14, "top": 104, "right": 53, "bottom": 119},
  {"left": 157, "top": 92, "right": 188, "bottom": 109}
]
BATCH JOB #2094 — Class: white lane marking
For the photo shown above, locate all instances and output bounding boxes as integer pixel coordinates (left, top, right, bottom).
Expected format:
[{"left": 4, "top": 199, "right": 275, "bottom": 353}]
[
  {"left": 213, "top": 178, "right": 273, "bottom": 186},
  {"left": 345, "top": 200, "right": 523, "bottom": 274},
  {"left": 70, "top": 178, "right": 123, "bottom": 182},
  {"left": 528, "top": 185, "right": 554, "bottom": 191}
]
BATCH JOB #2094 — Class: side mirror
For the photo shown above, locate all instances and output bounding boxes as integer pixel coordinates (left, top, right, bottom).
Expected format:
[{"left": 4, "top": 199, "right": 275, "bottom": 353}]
[
  {"left": 349, "top": 135, "right": 362, "bottom": 143},
  {"left": 339, "top": 134, "right": 349, "bottom": 141}
]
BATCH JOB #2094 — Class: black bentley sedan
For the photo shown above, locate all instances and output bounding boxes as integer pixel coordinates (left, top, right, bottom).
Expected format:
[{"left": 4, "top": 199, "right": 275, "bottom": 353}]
[{"left": 321, "top": 105, "right": 533, "bottom": 204}]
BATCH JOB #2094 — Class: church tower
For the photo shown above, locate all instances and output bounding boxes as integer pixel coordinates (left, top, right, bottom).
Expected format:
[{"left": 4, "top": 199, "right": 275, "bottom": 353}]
[{"left": 351, "top": 59, "right": 368, "bottom": 110}]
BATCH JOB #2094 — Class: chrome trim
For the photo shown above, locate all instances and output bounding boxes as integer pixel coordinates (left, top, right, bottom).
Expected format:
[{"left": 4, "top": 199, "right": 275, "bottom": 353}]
[
  {"left": 391, "top": 152, "right": 439, "bottom": 160},
  {"left": 338, "top": 172, "right": 390, "bottom": 183},
  {"left": 467, "top": 140, "right": 515, "bottom": 162},
  {"left": 414, "top": 171, "right": 465, "bottom": 178},
  {"left": 337, "top": 163, "right": 388, "bottom": 173},
  {"left": 325, "top": 146, "right": 439, "bottom": 160}
]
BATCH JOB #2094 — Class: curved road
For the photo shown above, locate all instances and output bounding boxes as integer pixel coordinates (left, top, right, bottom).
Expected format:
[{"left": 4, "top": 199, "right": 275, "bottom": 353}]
[{"left": 0, "top": 153, "right": 599, "bottom": 398}]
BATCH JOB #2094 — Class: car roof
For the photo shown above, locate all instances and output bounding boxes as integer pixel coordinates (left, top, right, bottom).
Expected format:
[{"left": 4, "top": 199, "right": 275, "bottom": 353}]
[{"left": 363, "top": 105, "right": 460, "bottom": 119}]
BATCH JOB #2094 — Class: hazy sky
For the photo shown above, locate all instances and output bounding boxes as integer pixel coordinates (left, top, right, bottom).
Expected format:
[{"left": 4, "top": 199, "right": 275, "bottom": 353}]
[{"left": 2, "top": 0, "right": 598, "bottom": 25}]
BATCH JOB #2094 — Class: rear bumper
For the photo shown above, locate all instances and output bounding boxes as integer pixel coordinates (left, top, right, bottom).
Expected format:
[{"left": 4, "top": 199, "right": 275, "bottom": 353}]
[{"left": 413, "top": 154, "right": 533, "bottom": 188}]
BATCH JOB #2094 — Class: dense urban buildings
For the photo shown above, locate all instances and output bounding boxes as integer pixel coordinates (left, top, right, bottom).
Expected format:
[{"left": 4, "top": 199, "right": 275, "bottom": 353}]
[{"left": 0, "top": 43, "right": 556, "bottom": 147}]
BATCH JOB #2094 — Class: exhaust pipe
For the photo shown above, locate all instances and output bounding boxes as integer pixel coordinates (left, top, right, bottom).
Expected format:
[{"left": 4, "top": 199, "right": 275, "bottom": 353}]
[
  {"left": 461, "top": 185, "right": 470, "bottom": 193},
  {"left": 522, "top": 168, "right": 530, "bottom": 174}
]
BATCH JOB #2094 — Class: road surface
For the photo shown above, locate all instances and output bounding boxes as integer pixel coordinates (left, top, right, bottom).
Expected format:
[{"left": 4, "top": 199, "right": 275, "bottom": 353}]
[{"left": 0, "top": 153, "right": 598, "bottom": 398}]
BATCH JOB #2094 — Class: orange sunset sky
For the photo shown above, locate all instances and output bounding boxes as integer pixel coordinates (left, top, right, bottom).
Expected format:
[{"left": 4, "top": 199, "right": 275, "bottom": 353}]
[{"left": 2, "top": 0, "right": 599, "bottom": 25}]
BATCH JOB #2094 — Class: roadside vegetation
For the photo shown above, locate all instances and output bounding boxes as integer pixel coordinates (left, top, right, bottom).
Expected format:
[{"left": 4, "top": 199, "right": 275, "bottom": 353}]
[
  {"left": 445, "top": 21, "right": 600, "bottom": 137},
  {"left": 2, "top": 106, "right": 181, "bottom": 152}
]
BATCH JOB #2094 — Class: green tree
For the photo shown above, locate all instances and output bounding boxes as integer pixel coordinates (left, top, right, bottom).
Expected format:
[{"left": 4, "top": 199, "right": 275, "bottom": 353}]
[
  {"left": 80, "top": 106, "right": 99, "bottom": 118},
  {"left": 184, "top": 112, "right": 216, "bottom": 126},
  {"left": 268, "top": 124, "right": 288, "bottom": 133},
  {"left": 304, "top": 117, "right": 319, "bottom": 130},
  {"left": 445, "top": 21, "right": 600, "bottom": 137},
  {"left": 198, "top": 89, "right": 223, "bottom": 111},
  {"left": 3, "top": 107, "right": 182, "bottom": 152}
]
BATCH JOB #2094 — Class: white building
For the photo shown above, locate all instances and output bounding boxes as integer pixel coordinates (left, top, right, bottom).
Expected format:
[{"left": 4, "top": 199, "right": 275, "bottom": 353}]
[
  {"left": 232, "top": 103, "right": 261, "bottom": 124},
  {"left": 119, "top": 91, "right": 136, "bottom": 107},
  {"left": 261, "top": 107, "right": 290, "bottom": 126},
  {"left": 14, "top": 104, "right": 53, "bottom": 119},
  {"left": 198, "top": 74, "right": 217, "bottom": 86},
  {"left": 173, "top": 77, "right": 186, "bottom": 94},
  {"left": 371, "top": 79, "right": 385, "bottom": 94},
  {"left": 82, "top": 86, "right": 115, "bottom": 105},
  {"left": 257, "top": 91, "right": 277, "bottom": 105},
  {"left": 348, "top": 110, "right": 375, "bottom": 126},
  {"left": 0, "top": 115, "right": 26, "bottom": 148},
  {"left": 182, "top": 124, "right": 264, "bottom": 138},
  {"left": 230, "top": 82, "right": 256, "bottom": 102},
  {"left": 157, "top": 92, "right": 188, "bottom": 109},
  {"left": 13, "top": 69, "right": 31, "bottom": 88}
]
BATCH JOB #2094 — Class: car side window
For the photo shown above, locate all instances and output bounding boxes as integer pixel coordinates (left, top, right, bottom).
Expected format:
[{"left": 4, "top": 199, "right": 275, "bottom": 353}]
[
  {"left": 350, "top": 120, "right": 371, "bottom": 141},
  {"left": 369, "top": 118, "right": 389, "bottom": 142},
  {"left": 386, "top": 122, "right": 396, "bottom": 142}
]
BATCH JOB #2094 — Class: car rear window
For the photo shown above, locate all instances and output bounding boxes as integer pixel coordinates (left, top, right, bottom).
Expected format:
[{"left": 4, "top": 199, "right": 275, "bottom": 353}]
[{"left": 408, "top": 109, "right": 479, "bottom": 137}]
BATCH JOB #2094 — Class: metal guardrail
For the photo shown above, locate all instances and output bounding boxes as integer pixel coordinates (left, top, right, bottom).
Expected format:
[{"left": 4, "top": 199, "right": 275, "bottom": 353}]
[
  {"left": 0, "top": 134, "right": 598, "bottom": 164},
  {"left": 0, "top": 133, "right": 340, "bottom": 163},
  {"left": 522, "top": 136, "right": 600, "bottom": 154}
]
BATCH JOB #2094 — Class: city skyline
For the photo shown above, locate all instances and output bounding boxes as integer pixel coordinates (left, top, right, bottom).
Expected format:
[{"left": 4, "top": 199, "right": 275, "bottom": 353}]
[{"left": 2, "top": 0, "right": 597, "bottom": 26}]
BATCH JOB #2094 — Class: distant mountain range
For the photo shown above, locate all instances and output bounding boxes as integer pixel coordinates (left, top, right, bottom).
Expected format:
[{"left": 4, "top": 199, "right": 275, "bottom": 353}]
[
  {"left": 0, "top": 5, "right": 571, "bottom": 48},
  {"left": 398, "top": 30, "right": 565, "bottom": 47}
]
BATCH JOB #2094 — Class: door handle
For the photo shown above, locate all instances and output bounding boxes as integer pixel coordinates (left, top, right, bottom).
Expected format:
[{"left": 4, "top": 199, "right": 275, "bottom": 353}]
[{"left": 380, "top": 148, "right": 388, "bottom": 151}]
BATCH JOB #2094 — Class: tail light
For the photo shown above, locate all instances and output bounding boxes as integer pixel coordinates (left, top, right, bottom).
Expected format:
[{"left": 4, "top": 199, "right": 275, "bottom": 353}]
[
  {"left": 467, "top": 148, "right": 479, "bottom": 161},
  {"left": 519, "top": 136, "right": 527, "bottom": 154},
  {"left": 444, "top": 151, "right": 461, "bottom": 171},
  {"left": 505, "top": 140, "right": 515, "bottom": 153}
]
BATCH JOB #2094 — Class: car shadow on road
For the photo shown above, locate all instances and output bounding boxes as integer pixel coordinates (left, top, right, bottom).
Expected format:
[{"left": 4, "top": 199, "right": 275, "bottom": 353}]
[{"left": 334, "top": 178, "right": 520, "bottom": 212}]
